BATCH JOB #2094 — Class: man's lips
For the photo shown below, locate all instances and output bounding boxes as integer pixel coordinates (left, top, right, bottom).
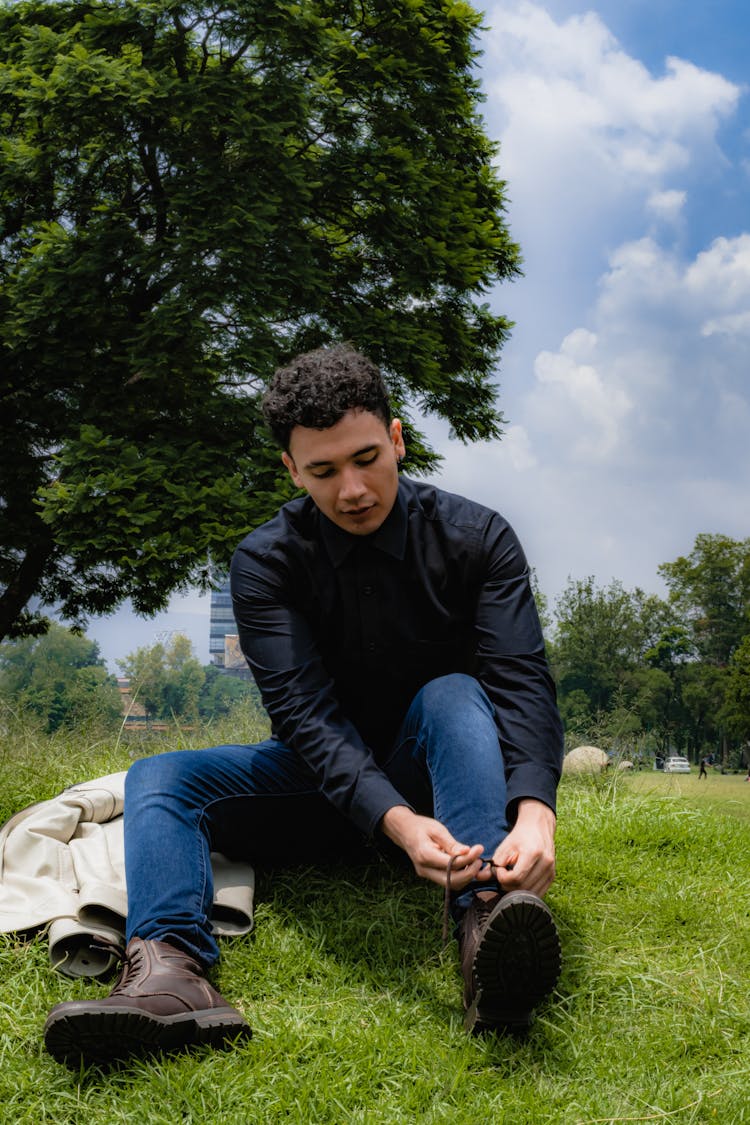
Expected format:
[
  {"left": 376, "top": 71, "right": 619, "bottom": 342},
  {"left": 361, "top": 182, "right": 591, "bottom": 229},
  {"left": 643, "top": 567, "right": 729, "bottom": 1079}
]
[{"left": 341, "top": 504, "right": 374, "bottom": 517}]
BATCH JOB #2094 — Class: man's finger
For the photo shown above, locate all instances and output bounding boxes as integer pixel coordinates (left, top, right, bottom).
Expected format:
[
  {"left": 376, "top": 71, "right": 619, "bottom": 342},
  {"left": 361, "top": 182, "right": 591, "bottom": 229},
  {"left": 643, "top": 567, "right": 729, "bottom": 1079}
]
[
  {"left": 443, "top": 854, "right": 485, "bottom": 890},
  {"left": 448, "top": 842, "right": 484, "bottom": 866}
]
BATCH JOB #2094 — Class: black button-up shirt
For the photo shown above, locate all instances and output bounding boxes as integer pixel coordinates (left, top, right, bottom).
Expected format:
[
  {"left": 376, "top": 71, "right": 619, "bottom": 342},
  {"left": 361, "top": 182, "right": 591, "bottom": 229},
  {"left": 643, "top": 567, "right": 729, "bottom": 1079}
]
[{"left": 230, "top": 476, "right": 563, "bottom": 837}]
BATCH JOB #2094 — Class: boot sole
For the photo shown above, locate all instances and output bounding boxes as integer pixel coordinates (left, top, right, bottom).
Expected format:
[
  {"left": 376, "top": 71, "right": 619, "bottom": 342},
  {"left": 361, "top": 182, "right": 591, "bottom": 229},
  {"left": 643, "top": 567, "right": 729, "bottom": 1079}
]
[
  {"left": 465, "top": 891, "right": 561, "bottom": 1034},
  {"left": 43, "top": 1003, "right": 251, "bottom": 1066}
]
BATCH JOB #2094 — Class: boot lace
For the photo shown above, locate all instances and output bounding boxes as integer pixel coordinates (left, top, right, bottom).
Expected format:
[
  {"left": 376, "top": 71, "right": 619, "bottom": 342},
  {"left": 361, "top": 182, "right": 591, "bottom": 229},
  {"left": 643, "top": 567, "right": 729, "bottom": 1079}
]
[
  {"left": 90, "top": 937, "right": 137, "bottom": 993},
  {"left": 441, "top": 855, "right": 503, "bottom": 946}
]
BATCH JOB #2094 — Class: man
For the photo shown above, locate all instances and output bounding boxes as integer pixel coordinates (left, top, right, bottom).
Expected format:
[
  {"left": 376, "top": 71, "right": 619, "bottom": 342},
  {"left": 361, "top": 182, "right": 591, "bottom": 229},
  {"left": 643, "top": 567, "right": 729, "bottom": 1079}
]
[{"left": 44, "top": 344, "right": 564, "bottom": 1065}]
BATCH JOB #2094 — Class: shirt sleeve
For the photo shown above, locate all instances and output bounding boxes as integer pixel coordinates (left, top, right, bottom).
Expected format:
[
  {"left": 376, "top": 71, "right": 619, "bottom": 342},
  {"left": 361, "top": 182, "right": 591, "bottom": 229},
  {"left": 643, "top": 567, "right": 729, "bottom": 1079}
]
[
  {"left": 230, "top": 544, "right": 410, "bottom": 838},
  {"left": 473, "top": 515, "right": 564, "bottom": 819}
]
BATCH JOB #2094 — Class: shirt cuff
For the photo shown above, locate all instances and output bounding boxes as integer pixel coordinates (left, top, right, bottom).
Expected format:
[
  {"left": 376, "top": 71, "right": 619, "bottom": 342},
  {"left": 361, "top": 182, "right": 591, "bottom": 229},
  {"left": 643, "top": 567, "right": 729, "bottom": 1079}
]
[
  {"left": 349, "top": 776, "right": 415, "bottom": 840},
  {"left": 505, "top": 763, "right": 560, "bottom": 822}
]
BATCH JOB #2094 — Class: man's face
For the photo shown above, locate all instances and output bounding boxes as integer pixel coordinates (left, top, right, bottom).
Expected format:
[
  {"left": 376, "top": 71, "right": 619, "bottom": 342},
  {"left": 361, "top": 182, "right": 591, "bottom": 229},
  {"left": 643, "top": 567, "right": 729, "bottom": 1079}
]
[{"left": 282, "top": 409, "right": 406, "bottom": 535}]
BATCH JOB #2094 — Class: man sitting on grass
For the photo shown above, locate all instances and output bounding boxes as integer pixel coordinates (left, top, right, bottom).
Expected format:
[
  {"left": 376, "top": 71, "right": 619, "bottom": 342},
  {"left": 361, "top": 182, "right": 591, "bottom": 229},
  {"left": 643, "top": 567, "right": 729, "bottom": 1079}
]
[{"left": 44, "top": 344, "right": 564, "bottom": 1065}]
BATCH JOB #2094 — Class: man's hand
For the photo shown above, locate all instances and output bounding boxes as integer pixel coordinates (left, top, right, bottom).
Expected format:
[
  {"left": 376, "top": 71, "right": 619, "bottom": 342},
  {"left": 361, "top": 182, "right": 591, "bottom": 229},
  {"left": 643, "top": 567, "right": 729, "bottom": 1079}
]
[
  {"left": 485, "top": 798, "right": 556, "bottom": 898},
  {"left": 379, "top": 805, "right": 484, "bottom": 890}
]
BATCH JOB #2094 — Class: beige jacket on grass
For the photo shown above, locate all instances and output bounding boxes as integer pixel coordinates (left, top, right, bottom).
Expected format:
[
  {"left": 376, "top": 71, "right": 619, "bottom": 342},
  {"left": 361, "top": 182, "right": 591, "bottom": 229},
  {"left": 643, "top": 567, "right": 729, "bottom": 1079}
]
[{"left": 0, "top": 770, "right": 254, "bottom": 978}]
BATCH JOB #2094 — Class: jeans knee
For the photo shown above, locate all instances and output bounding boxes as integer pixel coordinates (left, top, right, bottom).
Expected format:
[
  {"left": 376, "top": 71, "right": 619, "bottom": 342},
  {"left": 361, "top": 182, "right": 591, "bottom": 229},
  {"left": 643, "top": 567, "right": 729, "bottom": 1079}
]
[
  {"left": 125, "top": 749, "right": 197, "bottom": 802},
  {"left": 418, "top": 673, "right": 489, "bottom": 718},
  {"left": 411, "top": 670, "right": 492, "bottom": 733},
  {"left": 125, "top": 755, "right": 155, "bottom": 800}
]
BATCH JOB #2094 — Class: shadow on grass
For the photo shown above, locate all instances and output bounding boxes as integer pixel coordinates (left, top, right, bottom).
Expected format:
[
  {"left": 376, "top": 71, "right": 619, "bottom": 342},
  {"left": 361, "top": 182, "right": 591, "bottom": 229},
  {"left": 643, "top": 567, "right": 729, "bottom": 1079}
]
[
  {"left": 19, "top": 857, "right": 587, "bottom": 1084},
  {"left": 243, "top": 857, "right": 583, "bottom": 1055}
]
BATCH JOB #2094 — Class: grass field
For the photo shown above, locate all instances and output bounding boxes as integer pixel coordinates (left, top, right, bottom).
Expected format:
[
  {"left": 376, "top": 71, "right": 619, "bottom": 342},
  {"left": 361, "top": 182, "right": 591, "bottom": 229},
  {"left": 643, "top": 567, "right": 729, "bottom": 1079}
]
[
  {"left": 0, "top": 729, "right": 748, "bottom": 1124},
  {"left": 626, "top": 769, "right": 750, "bottom": 822}
]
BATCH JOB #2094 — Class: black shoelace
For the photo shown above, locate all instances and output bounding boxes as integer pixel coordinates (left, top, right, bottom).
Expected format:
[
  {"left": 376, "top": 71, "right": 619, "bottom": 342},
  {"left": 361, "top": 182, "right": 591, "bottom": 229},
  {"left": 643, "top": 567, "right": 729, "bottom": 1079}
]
[{"left": 441, "top": 855, "right": 505, "bottom": 945}]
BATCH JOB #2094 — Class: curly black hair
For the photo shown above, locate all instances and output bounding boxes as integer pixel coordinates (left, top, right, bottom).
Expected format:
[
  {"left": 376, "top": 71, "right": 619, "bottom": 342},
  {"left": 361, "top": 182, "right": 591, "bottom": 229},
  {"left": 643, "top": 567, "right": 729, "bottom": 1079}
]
[{"left": 262, "top": 343, "right": 392, "bottom": 450}]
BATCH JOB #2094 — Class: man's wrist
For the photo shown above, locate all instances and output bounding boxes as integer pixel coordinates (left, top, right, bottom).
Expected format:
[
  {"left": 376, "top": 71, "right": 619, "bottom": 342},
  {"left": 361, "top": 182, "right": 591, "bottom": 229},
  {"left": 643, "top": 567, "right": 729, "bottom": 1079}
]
[
  {"left": 379, "top": 804, "right": 415, "bottom": 844},
  {"left": 516, "top": 797, "right": 556, "bottom": 827}
]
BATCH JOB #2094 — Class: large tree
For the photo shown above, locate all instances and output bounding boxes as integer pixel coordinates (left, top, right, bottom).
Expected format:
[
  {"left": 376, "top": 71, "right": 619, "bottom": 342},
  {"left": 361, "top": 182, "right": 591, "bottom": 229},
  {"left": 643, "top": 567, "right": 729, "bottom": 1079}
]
[
  {"left": 551, "top": 578, "right": 654, "bottom": 718},
  {"left": 658, "top": 534, "right": 750, "bottom": 667},
  {"left": 722, "top": 634, "right": 750, "bottom": 746},
  {"left": 657, "top": 534, "right": 750, "bottom": 763},
  {"left": 0, "top": 0, "right": 520, "bottom": 641},
  {"left": 550, "top": 578, "right": 686, "bottom": 752}
]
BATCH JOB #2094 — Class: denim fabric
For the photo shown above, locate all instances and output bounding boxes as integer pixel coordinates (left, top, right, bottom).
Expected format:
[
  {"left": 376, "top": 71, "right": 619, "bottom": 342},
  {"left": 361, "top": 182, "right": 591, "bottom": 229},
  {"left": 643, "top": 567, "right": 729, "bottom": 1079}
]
[{"left": 124, "top": 673, "right": 508, "bottom": 966}]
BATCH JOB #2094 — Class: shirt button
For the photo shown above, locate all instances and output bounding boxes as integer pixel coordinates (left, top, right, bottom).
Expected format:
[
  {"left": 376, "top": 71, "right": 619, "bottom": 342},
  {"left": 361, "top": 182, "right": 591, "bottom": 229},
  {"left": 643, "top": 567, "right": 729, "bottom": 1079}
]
[
  {"left": 363, "top": 585, "right": 373, "bottom": 595},
  {"left": 367, "top": 641, "right": 376, "bottom": 651}
]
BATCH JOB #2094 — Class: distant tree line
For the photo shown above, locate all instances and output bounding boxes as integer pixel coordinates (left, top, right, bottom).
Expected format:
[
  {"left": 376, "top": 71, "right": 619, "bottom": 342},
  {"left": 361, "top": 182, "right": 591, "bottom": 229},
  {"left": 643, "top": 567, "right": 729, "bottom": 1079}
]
[
  {"left": 117, "top": 632, "right": 260, "bottom": 725},
  {"left": 0, "top": 624, "right": 259, "bottom": 734},
  {"left": 548, "top": 534, "right": 750, "bottom": 768},
  {"left": 0, "top": 623, "right": 122, "bottom": 733},
  {"left": 1, "top": 533, "right": 747, "bottom": 766}
]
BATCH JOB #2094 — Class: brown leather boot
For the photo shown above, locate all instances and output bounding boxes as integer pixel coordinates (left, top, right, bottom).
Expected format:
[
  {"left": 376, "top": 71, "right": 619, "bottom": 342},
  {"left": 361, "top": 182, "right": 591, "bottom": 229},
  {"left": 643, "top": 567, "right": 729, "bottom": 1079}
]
[
  {"left": 44, "top": 937, "right": 251, "bottom": 1066},
  {"left": 458, "top": 891, "right": 561, "bottom": 1034}
]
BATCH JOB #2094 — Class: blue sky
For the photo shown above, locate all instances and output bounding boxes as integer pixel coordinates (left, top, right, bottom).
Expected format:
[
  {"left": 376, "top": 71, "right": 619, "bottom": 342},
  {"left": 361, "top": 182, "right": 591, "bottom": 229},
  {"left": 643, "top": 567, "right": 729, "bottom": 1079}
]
[{"left": 86, "top": 0, "right": 750, "bottom": 670}]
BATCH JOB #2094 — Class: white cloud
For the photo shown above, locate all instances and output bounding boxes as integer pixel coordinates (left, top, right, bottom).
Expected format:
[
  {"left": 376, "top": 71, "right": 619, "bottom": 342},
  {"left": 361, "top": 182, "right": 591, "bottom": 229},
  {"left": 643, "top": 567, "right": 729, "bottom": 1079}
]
[
  {"left": 551, "top": 231, "right": 750, "bottom": 428},
  {"left": 432, "top": 223, "right": 750, "bottom": 600},
  {"left": 500, "top": 423, "right": 538, "bottom": 470},
  {"left": 596, "top": 233, "right": 750, "bottom": 358},
  {"left": 646, "top": 189, "right": 687, "bottom": 223},
  {"left": 481, "top": 0, "right": 741, "bottom": 287},
  {"left": 492, "top": 227, "right": 750, "bottom": 594},
  {"left": 484, "top": 2, "right": 739, "bottom": 176},
  {"left": 430, "top": 5, "right": 750, "bottom": 603},
  {"left": 531, "top": 328, "right": 633, "bottom": 461},
  {"left": 701, "top": 310, "right": 750, "bottom": 338},
  {"left": 684, "top": 234, "right": 750, "bottom": 337},
  {"left": 598, "top": 237, "right": 682, "bottom": 314}
]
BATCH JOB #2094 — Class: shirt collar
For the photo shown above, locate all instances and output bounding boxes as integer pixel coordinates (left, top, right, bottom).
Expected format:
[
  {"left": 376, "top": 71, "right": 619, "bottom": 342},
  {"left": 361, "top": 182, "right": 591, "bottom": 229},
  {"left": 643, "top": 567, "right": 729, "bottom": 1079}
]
[{"left": 320, "top": 479, "right": 409, "bottom": 567}]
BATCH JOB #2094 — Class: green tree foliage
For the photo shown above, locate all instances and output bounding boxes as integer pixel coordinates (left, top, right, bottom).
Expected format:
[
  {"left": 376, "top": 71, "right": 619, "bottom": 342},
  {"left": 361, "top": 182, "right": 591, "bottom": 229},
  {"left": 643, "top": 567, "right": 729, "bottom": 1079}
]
[
  {"left": 0, "top": 621, "right": 122, "bottom": 731},
  {"left": 552, "top": 578, "right": 653, "bottom": 717},
  {"left": 679, "top": 662, "right": 727, "bottom": 760},
  {"left": 551, "top": 537, "right": 750, "bottom": 766},
  {"left": 118, "top": 632, "right": 256, "bottom": 721},
  {"left": 550, "top": 578, "right": 690, "bottom": 754},
  {"left": 118, "top": 632, "right": 203, "bottom": 720},
  {"left": 0, "top": 0, "right": 521, "bottom": 642},
  {"left": 199, "top": 663, "right": 260, "bottom": 719},
  {"left": 721, "top": 635, "right": 750, "bottom": 744},
  {"left": 658, "top": 534, "right": 750, "bottom": 667},
  {"left": 656, "top": 534, "right": 750, "bottom": 765}
]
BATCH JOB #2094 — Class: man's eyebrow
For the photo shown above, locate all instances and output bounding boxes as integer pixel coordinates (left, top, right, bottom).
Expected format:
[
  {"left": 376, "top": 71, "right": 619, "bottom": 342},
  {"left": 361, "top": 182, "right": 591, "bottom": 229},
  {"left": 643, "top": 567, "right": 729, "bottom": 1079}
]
[{"left": 305, "top": 443, "right": 380, "bottom": 469}]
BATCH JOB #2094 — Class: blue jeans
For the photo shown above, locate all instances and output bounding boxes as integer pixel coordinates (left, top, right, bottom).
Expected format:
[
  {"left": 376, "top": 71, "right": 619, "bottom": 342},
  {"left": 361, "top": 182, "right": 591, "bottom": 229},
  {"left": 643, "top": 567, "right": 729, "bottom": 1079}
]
[{"left": 124, "top": 673, "right": 509, "bottom": 966}]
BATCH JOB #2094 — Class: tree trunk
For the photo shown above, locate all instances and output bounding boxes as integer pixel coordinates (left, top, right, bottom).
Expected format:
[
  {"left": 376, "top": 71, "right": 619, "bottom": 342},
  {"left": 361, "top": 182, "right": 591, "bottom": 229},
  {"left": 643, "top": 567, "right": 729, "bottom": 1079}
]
[{"left": 0, "top": 535, "right": 56, "bottom": 643}]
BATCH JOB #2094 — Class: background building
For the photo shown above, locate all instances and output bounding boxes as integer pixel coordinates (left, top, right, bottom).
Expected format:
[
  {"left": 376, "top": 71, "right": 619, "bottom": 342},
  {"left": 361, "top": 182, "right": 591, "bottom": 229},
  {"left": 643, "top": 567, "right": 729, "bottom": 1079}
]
[{"left": 209, "top": 579, "right": 252, "bottom": 680}]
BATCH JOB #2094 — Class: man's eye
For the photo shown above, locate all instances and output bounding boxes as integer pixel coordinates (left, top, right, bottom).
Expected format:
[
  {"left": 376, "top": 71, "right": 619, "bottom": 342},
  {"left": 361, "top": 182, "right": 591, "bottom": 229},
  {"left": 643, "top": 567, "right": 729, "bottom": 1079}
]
[
  {"left": 312, "top": 469, "right": 334, "bottom": 479},
  {"left": 357, "top": 455, "right": 377, "bottom": 467}
]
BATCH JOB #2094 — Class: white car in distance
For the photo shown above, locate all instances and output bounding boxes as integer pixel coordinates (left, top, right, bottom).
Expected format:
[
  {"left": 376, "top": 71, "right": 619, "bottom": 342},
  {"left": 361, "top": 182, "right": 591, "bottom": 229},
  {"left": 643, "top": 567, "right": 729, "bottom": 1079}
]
[{"left": 662, "top": 755, "right": 691, "bottom": 774}]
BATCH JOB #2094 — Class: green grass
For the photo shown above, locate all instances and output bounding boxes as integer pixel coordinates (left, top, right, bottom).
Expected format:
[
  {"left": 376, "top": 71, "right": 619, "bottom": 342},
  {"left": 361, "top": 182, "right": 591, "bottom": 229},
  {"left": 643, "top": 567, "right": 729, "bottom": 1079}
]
[
  {"left": 0, "top": 728, "right": 748, "bottom": 1123},
  {"left": 626, "top": 769, "right": 750, "bottom": 822}
]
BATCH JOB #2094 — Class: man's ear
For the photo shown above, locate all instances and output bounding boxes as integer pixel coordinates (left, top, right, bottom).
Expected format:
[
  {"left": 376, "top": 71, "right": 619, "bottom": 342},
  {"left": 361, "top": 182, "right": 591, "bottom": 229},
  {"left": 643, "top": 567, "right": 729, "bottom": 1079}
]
[
  {"left": 282, "top": 451, "right": 304, "bottom": 489},
  {"left": 390, "top": 418, "right": 406, "bottom": 460}
]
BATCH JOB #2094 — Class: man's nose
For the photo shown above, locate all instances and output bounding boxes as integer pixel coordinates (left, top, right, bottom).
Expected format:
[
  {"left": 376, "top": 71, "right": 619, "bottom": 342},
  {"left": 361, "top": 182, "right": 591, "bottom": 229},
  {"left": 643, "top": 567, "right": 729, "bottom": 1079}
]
[{"left": 338, "top": 467, "right": 366, "bottom": 503}]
